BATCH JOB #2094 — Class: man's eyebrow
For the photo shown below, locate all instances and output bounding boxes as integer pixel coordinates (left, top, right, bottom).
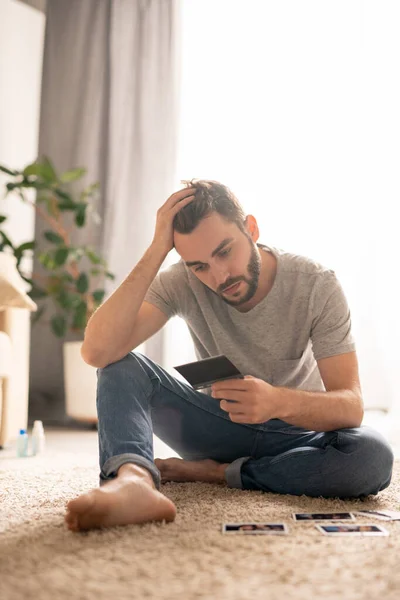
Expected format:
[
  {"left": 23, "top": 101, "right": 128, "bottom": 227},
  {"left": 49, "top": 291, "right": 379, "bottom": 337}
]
[{"left": 185, "top": 238, "right": 234, "bottom": 267}]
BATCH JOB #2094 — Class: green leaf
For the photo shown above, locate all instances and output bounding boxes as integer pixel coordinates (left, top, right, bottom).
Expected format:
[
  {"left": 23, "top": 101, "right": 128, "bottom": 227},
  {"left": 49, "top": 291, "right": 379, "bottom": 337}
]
[
  {"left": 14, "top": 241, "right": 35, "bottom": 268},
  {"left": 28, "top": 286, "right": 48, "bottom": 299},
  {"left": 61, "top": 272, "right": 75, "bottom": 284},
  {"left": 80, "top": 181, "right": 100, "bottom": 200},
  {"left": 47, "top": 275, "right": 62, "bottom": 294},
  {"left": 75, "top": 203, "right": 87, "bottom": 227},
  {"left": 54, "top": 189, "right": 73, "bottom": 202},
  {"left": 56, "top": 290, "right": 79, "bottom": 310},
  {"left": 23, "top": 163, "right": 44, "bottom": 178},
  {"left": 23, "top": 158, "right": 57, "bottom": 183},
  {"left": 86, "top": 249, "right": 101, "bottom": 264},
  {"left": 69, "top": 248, "right": 83, "bottom": 261},
  {"left": 31, "top": 305, "right": 46, "bottom": 325},
  {"left": 76, "top": 273, "right": 89, "bottom": 294},
  {"left": 38, "top": 252, "right": 56, "bottom": 270},
  {"left": 8, "top": 180, "right": 49, "bottom": 191},
  {"left": 42, "top": 156, "right": 58, "bottom": 181},
  {"left": 16, "top": 241, "right": 35, "bottom": 253},
  {"left": 54, "top": 247, "right": 69, "bottom": 266},
  {"left": 90, "top": 268, "right": 101, "bottom": 276},
  {"left": 72, "top": 301, "right": 87, "bottom": 330},
  {"left": 51, "top": 314, "right": 67, "bottom": 338},
  {"left": 0, "top": 231, "right": 15, "bottom": 249},
  {"left": 57, "top": 202, "right": 76, "bottom": 212},
  {"left": 60, "top": 167, "right": 86, "bottom": 183},
  {"left": 92, "top": 290, "right": 105, "bottom": 304},
  {"left": 0, "top": 215, "right": 7, "bottom": 224},
  {"left": 54, "top": 187, "right": 75, "bottom": 203},
  {"left": 44, "top": 231, "right": 64, "bottom": 245},
  {"left": 0, "top": 164, "right": 19, "bottom": 176},
  {"left": 106, "top": 272, "right": 115, "bottom": 280},
  {"left": 35, "top": 193, "right": 49, "bottom": 204}
]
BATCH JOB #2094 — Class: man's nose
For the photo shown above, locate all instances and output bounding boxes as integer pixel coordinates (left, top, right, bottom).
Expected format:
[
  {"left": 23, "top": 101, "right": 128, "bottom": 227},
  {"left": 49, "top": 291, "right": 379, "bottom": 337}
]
[{"left": 212, "top": 265, "right": 230, "bottom": 288}]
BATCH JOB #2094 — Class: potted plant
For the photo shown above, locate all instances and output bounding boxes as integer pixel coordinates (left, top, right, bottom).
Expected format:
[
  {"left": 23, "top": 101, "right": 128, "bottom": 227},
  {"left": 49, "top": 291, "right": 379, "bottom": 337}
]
[{"left": 0, "top": 157, "right": 115, "bottom": 423}]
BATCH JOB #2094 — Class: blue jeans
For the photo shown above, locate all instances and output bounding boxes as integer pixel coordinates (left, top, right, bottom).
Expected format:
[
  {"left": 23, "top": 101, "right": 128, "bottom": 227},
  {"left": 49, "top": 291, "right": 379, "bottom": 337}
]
[{"left": 96, "top": 352, "right": 394, "bottom": 498}]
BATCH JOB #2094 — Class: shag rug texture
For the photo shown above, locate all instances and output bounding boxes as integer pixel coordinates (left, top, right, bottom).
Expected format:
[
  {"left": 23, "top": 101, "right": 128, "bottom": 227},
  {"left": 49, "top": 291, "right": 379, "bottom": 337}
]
[{"left": 1, "top": 451, "right": 399, "bottom": 600}]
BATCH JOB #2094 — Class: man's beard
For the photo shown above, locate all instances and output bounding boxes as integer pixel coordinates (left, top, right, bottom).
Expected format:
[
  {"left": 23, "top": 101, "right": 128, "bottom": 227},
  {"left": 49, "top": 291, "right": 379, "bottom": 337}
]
[{"left": 217, "top": 239, "right": 262, "bottom": 307}]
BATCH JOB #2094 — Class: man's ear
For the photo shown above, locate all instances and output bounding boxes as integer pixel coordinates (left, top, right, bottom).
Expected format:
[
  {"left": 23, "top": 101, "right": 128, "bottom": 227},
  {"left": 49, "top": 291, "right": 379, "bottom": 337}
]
[{"left": 244, "top": 215, "right": 259, "bottom": 242}]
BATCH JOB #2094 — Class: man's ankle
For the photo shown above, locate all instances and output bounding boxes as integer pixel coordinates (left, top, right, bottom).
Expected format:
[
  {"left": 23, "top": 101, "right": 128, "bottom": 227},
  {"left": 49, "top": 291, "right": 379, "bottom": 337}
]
[{"left": 117, "top": 462, "right": 156, "bottom": 489}]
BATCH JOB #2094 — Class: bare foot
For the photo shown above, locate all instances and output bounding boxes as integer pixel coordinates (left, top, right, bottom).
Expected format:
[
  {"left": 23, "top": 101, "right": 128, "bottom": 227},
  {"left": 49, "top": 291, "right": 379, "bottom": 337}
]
[
  {"left": 155, "top": 457, "right": 229, "bottom": 484},
  {"left": 65, "top": 463, "right": 176, "bottom": 532}
]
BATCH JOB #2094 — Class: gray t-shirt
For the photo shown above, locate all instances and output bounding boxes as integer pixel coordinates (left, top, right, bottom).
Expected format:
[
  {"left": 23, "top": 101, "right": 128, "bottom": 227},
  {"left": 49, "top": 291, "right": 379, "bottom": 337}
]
[{"left": 144, "top": 245, "right": 356, "bottom": 392}]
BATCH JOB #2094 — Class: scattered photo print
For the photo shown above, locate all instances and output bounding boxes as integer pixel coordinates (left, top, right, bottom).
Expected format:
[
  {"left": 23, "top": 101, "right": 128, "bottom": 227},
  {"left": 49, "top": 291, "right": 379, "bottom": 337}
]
[
  {"left": 222, "top": 523, "right": 288, "bottom": 535},
  {"left": 355, "top": 510, "right": 400, "bottom": 521},
  {"left": 292, "top": 512, "right": 355, "bottom": 521},
  {"left": 316, "top": 524, "right": 389, "bottom": 536}
]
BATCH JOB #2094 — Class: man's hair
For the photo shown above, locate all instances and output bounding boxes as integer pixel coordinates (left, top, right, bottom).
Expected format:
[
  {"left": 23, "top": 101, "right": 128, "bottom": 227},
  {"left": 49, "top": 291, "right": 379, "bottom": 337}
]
[{"left": 173, "top": 179, "right": 247, "bottom": 234}]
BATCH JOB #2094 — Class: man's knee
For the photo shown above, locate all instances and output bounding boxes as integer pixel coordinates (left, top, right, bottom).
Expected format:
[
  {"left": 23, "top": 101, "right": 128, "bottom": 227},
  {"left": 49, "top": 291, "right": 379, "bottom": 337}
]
[
  {"left": 338, "top": 426, "right": 394, "bottom": 494},
  {"left": 97, "top": 351, "right": 152, "bottom": 377},
  {"left": 97, "top": 351, "right": 138, "bottom": 372},
  {"left": 96, "top": 352, "right": 155, "bottom": 395}
]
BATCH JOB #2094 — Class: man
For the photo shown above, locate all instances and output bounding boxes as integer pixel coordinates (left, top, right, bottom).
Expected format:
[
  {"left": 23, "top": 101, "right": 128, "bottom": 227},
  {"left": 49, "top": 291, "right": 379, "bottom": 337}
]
[{"left": 65, "top": 180, "right": 394, "bottom": 532}]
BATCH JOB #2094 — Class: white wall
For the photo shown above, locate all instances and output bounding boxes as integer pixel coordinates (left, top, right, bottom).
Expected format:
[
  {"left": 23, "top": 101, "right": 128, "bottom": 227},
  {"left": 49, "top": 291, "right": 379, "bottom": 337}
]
[
  {"left": 0, "top": 0, "right": 45, "bottom": 440},
  {"left": 0, "top": 0, "right": 45, "bottom": 258},
  {"left": 176, "top": 0, "right": 400, "bottom": 411}
]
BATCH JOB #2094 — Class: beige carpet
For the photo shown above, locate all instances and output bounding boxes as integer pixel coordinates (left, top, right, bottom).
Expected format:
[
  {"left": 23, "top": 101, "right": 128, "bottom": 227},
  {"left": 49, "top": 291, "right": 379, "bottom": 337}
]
[{"left": 1, "top": 450, "right": 399, "bottom": 600}]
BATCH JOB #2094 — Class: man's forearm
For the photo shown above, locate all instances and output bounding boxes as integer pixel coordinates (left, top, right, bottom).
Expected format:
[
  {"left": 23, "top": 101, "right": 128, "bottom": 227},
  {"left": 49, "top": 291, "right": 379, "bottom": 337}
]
[
  {"left": 81, "top": 243, "right": 167, "bottom": 366},
  {"left": 276, "top": 387, "right": 364, "bottom": 432}
]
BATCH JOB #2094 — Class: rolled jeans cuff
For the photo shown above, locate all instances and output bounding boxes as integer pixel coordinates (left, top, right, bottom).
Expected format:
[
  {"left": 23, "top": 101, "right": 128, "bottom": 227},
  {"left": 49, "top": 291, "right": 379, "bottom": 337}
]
[
  {"left": 100, "top": 453, "right": 161, "bottom": 490},
  {"left": 225, "top": 456, "right": 251, "bottom": 489}
]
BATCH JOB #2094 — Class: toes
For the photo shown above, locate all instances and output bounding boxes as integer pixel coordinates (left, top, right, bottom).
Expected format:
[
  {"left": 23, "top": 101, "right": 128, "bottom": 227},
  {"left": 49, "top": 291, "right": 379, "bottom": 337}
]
[
  {"left": 155, "top": 458, "right": 173, "bottom": 482},
  {"left": 67, "top": 520, "right": 80, "bottom": 532},
  {"left": 65, "top": 509, "right": 73, "bottom": 523},
  {"left": 65, "top": 494, "right": 96, "bottom": 532},
  {"left": 67, "top": 493, "right": 94, "bottom": 514},
  {"left": 64, "top": 510, "right": 80, "bottom": 532}
]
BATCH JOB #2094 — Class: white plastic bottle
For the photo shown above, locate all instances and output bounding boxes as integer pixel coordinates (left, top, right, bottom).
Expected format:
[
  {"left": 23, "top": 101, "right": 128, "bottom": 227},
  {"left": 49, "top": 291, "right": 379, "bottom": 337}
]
[
  {"left": 31, "top": 420, "right": 46, "bottom": 456},
  {"left": 16, "top": 429, "right": 29, "bottom": 457}
]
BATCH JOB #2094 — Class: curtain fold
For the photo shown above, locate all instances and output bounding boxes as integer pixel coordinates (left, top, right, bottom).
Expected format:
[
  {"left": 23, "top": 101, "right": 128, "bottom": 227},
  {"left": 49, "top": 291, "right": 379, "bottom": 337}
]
[{"left": 30, "top": 0, "right": 181, "bottom": 423}]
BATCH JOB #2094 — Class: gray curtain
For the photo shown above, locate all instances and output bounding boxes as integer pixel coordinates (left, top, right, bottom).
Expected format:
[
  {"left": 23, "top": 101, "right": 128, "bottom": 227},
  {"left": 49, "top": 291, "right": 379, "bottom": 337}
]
[{"left": 29, "top": 0, "right": 182, "bottom": 424}]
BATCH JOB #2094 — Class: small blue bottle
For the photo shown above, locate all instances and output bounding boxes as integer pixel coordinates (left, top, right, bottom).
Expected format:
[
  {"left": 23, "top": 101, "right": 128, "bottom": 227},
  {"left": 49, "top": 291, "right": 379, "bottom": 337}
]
[{"left": 16, "top": 429, "right": 29, "bottom": 457}]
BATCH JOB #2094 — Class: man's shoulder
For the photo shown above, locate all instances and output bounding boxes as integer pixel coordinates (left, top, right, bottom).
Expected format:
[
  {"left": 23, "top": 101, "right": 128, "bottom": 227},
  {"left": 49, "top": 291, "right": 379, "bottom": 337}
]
[
  {"left": 272, "top": 246, "right": 335, "bottom": 279},
  {"left": 159, "top": 258, "right": 189, "bottom": 285}
]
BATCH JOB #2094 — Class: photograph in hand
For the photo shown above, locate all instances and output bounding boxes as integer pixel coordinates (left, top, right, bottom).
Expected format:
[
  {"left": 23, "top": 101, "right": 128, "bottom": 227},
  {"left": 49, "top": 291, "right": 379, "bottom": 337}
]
[{"left": 174, "top": 355, "right": 243, "bottom": 390}]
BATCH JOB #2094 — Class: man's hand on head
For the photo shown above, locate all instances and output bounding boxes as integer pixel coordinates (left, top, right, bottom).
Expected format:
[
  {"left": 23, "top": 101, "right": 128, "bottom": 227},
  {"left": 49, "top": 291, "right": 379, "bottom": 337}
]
[
  {"left": 211, "top": 376, "right": 280, "bottom": 424},
  {"left": 151, "top": 187, "right": 196, "bottom": 256}
]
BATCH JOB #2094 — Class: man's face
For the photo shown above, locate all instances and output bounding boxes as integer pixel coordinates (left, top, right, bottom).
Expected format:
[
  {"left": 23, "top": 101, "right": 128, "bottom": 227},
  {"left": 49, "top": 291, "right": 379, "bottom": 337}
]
[{"left": 173, "top": 212, "right": 261, "bottom": 308}]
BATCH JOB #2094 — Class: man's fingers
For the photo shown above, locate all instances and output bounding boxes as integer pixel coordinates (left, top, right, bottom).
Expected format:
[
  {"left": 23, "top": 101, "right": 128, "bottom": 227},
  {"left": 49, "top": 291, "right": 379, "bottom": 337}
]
[
  {"left": 168, "top": 187, "right": 196, "bottom": 205},
  {"left": 171, "top": 194, "right": 195, "bottom": 214},
  {"left": 220, "top": 400, "right": 244, "bottom": 414},
  {"left": 215, "top": 391, "right": 244, "bottom": 403},
  {"left": 229, "top": 413, "right": 249, "bottom": 423},
  {"left": 212, "top": 379, "right": 248, "bottom": 394}
]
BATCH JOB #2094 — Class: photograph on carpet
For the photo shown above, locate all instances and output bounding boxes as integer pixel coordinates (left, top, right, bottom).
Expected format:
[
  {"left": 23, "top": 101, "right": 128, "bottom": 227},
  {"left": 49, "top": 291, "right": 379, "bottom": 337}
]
[
  {"left": 316, "top": 524, "right": 389, "bottom": 536},
  {"left": 355, "top": 510, "right": 400, "bottom": 521},
  {"left": 223, "top": 523, "right": 288, "bottom": 535},
  {"left": 292, "top": 512, "right": 355, "bottom": 521}
]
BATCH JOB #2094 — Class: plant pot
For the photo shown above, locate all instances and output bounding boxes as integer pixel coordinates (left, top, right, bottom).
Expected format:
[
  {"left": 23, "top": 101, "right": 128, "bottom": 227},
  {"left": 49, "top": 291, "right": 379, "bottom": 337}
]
[{"left": 63, "top": 340, "right": 98, "bottom": 423}]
